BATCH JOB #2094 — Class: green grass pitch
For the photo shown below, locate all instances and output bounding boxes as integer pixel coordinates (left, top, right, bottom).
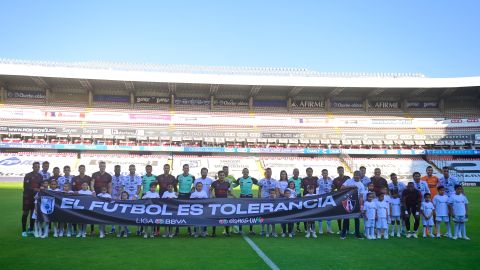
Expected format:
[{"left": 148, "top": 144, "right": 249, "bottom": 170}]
[{"left": 0, "top": 183, "right": 478, "bottom": 270}]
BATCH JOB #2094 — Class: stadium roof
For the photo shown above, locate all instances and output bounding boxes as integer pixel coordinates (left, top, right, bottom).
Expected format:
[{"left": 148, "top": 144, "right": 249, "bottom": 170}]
[{"left": 0, "top": 59, "right": 479, "bottom": 98}]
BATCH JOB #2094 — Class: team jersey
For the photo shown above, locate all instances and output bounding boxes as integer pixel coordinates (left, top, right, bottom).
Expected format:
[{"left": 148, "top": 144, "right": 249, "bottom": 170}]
[
  {"left": 433, "top": 194, "right": 449, "bottom": 216},
  {"left": 421, "top": 201, "right": 435, "bottom": 217},
  {"left": 97, "top": 192, "right": 112, "bottom": 199},
  {"left": 23, "top": 171, "right": 43, "bottom": 196},
  {"left": 225, "top": 175, "right": 236, "bottom": 185},
  {"left": 142, "top": 191, "right": 160, "bottom": 199},
  {"left": 402, "top": 188, "right": 422, "bottom": 207},
  {"left": 376, "top": 199, "right": 390, "bottom": 218},
  {"left": 78, "top": 190, "right": 93, "bottom": 195},
  {"left": 48, "top": 188, "right": 62, "bottom": 192},
  {"left": 235, "top": 176, "right": 259, "bottom": 196},
  {"left": 388, "top": 182, "right": 406, "bottom": 196},
  {"left": 162, "top": 191, "right": 177, "bottom": 199},
  {"left": 412, "top": 180, "right": 430, "bottom": 198},
  {"left": 288, "top": 176, "right": 302, "bottom": 196},
  {"left": 301, "top": 176, "right": 319, "bottom": 195},
  {"left": 190, "top": 190, "right": 209, "bottom": 199},
  {"left": 72, "top": 175, "right": 92, "bottom": 191},
  {"left": 177, "top": 174, "right": 195, "bottom": 194},
  {"left": 193, "top": 177, "right": 214, "bottom": 196},
  {"left": 364, "top": 201, "right": 377, "bottom": 220},
  {"left": 92, "top": 171, "right": 112, "bottom": 194},
  {"left": 121, "top": 174, "right": 142, "bottom": 198},
  {"left": 276, "top": 180, "right": 289, "bottom": 194},
  {"left": 57, "top": 175, "right": 74, "bottom": 190},
  {"left": 332, "top": 175, "right": 350, "bottom": 191},
  {"left": 285, "top": 188, "right": 297, "bottom": 198},
  {"left": 342, "top": 179, "right": 366, "bottom": 199},
  {"left": 317, "top": 177, "right": 333, "bottom": 195},
  {"left": 40, "top": 170, "right": 51, "bottom": 181},
  {"left": 361, "top": 176, "right": 371, "bottom": 188},
  {"left": 258, "top": 178, "right": 278, "bottom": 198},
  {"left": 370, "top": 176, "right": 388, "bottom": 196},
  {"left": 449, "top": 194, "right": 468, "bottom": 216},
  {"left": 422, "top": 175, "right": 439, "bottom": 197},
  {"left": 389, "top": 197, "right": 401, "bottom": 216},
  {"left": 439, "top": 176, "right": 459, "bottom": 197},
  {"left": 211, "top": 180, "right": 230, "bottom": 198},
  {"left": 111, "top": 174, "right": 123, "bottom": 199},
  {"left": 157, "top": 174, "right": 178, "bottom": 195},
  {"left": 141, "top": 174, "right": 157, "bottom": 194}
]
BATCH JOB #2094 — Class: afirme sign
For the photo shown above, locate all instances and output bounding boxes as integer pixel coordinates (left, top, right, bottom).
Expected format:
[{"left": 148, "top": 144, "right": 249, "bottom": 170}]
[{"left": 291, "top": 100, "right": 325, "bottom": 108}]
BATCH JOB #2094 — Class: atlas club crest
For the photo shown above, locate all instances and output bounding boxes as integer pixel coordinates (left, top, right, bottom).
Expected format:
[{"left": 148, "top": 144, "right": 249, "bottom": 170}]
[{"left": 342, "top": 195, "right": 356, "bottom": 213}]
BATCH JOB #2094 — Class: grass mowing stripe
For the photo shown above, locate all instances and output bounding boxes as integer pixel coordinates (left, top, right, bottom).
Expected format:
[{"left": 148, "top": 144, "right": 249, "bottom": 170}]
[{"left": 243, "top": 234, "right": 280, "bottom": 270}]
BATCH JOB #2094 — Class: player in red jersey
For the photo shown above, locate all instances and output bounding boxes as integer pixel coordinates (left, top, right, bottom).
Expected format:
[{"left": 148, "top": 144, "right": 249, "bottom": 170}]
[{"left": 22, "top": 162, "right": 43, "bottom": 237}]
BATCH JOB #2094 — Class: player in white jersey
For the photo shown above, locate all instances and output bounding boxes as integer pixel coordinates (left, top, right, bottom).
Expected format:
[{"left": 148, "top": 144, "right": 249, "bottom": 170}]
[
  {"left": 285, "top": 181, "right": 297, "bottom": 198},
  {"left": 439, "top": 167, "right": 459, "bottom": 197},
  {"left": 40, "top": 161, "right": 51, "bottom": 181},
  {"left": 142, "top": 183, "right": 160, "bottom": 238},
  {"left": 193, "top": 168, "right": 213, "bottom": 197},
  {"left": 276, "top": 170, "right": 290, "bottom": 197},
  {"left": 317, "top": 169, "right": 333, "bottom": 234},
  {"left": 190, "top": 182, "right": 209, "bottom": 237},
  {"left": 376, "top": 193, "right": 390, "bottom": 239},
  {"left": 258, "top": 168, "right": 277, "bottom": 236},
  {"left": 161, "top": 184, "right": 177, "bottom": 238},
  {"left": 388, "top": 173, "right": 406, "bottom": 196},
  {"left": 420, "top": 193, "right": 435, "bottom": 238},
  {"left": 77, "top": 182, "right": 93, "bottom": 238},
  {"left": 363, "top": 192, "right": 377, "bottom": 240},
  {"left": 57, "top": 165, "right": 74, "bottom": 190},
  {"left": 433, "top": 186, "right": 451, "bottom": 238},
  {"left": 58, "top": 183, "right": 74, "bottom": 237},
  {"left": 304, "top": 185, "right": 317, "bottom": 238},
  {"left": 389, "top": 190, "right": 402, "bottom": 238},
  {"left": 121, "top": 165, "right": 142, "bottom": 235},
  {"left": 412, "top": 172, "right": 429, "bottom": 199},
  {"left": 109, "top": 165, "right": 123, "bottom": 235},
  {"left": 449, "top": 185, "right": 469, "bottom": 240},
  {"left": 96, "top": 186, "right": 112, "bottom": 238}
]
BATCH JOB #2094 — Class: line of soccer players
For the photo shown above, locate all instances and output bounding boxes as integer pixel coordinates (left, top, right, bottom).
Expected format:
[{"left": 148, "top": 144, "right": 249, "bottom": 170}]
[{"left": 21, "top": 161, "right": 469, "bottom": 240}]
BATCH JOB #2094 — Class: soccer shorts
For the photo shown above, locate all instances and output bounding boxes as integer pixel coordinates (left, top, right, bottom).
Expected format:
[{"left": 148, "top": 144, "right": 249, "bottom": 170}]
[
  {"left": 423, "top": 217, "right": 434, "bottom": 226},
  {"left": 391, "top": 216, "right": 401, "bottom": 221},
  {"left": 435, "top": 216, "right": 449, "bottom": 222},
  {"left": 240, "top": 194, "right": 253, "bottom": 198},
  {"left": 376, "top": 218, "right": 388, "bottom": 229},
  {"left": 22, "top": 195, "right": 35, "bottom": 211},
  {"left": 405, "top": 205, "right": 419, "bottom": 216},
  {"left": 365, "top": 218, "right": 375, "bottom": 228},
  {"left": 453, "top": 216, "right": 467, "bottom": 223}
]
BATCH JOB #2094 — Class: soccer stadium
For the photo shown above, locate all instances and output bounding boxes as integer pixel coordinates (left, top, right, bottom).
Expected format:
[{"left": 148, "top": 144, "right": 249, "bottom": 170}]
[{"left": 0, "top": 58, "right": 479, "bottom": 269}]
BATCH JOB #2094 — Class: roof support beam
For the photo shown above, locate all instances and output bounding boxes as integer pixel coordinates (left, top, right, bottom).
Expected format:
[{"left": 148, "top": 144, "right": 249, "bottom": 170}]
[
  {"left": 367, "top": 88, "right": 385, "bottom": 97},
  {"left": 124, "top": 81, "right": 135, "bottom": 92},
  {"left": 168, "top": 83, "right": 176, "bottom": 95},
  {"left": 249, "top": 85, "right": 262, "bottom": 96},
  {"left": 78, "top": 79, "right": 93, "bottom": 91},
  {"left": 31, "top": 77, "right": 49, "bottom": 89},
  {"left": 327, "top": 87, "right": 344, "bottom": 97},
  {"left": 440, "top": 88, "right": 457, "bottom": 98},
  {"left": 287, "top": 86, "right": 303, "bottom": 97},
  {"left": 406, "top": 88, "right": 428, "bottom": 97},
  {"left": 209, "top": 84, "right": 220, "bottom": 96}
]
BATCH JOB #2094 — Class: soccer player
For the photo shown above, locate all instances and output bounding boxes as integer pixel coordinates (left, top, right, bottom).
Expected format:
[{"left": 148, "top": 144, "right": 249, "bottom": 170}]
[
  {"left": 333, "top": 166, "right": 350, "bottom": 233},
  {"left": 59, "top": 183, "right": 74, "bottom": 237},
  {"left": 433, "top": 186, "right": 451, "bottom": 238},
  {"left": 289, "top": 168, "right": 302, "bottom": 232},
  {"left": 96, "top": 186, "right": 112, "bottom": 238},
  {"left": 387, "top": 173, "right": 406, "bottom": 196},
  {"left": 301, "top": 167, "right": 318, "bottom": 196},
  {"left": 370, "top": 168, "right": 387, "bottom": 196},
  {"left": 304, "top": 185, "right": 317, "bottom": 238},
  {"left": 223, "top": 166, "right": 236, "bottom": 186},
  {"left": 234, "top": 168, "right": 259, "bottom": 234},
  {"left": 57, "top": 165, "right": 74, "bottom": 190},
  {"left": 363, "top": 192, "right": 377, "bottom": 240},
  {"left": 157, "top": 164, "right": 178, "bottom": 197},
  {"left": 72, "top": 165, "right": 92, "bottom": 192},
  {"left": 258, "top": 168, "right": 277, "bottom": 236},
  {"left": 122, "top": 164, "right": 142, "bottom": 235},
  {"left": 389, "top": 190, "right": 402, "bottom": 237},
  {"left": 340, "top": 170, "right": 365, "bottom": 239},
  {"left": 49, "top": 167, "right": 61, "bottom": 183},
  {"left": 142, "top": 183, "right": 160, "bottom": 238},
  {"left": 190, "top": 182, "right": 209, "bottom": 237},
  {"left": 412, "top": 172, "right": 429, "bottom": 199},
  {"left": 276, "top": 170, "right": 289, "bottom": 197},
  {"left": 422, "top": 166, "right": 439, "bottom": 198},
  {"left": 449, "top": 185, "right": 469, "bottom": 240},
  {"left": 91, "top": 161, "right": 112, "bottom": 195},
  {"left": 177, "top": 164, "right": 194, "bottom": 199},
  {"left": 36, "top": 180, "right": 50, "bottom": 238},
  {"left": 194, "top": 167, "right": 213, "bottom": 197},
  {"left": 210, "top": 170, "right": 236, "bottom": 237},
  {"left": 77, "top": 182, "right": 93, "bottom": 238},
  {"left": 141, "top": 165, "right": 156, "bottom": 196},
  {"left": 421, "top": 193, "right": 435, "bottom": 238},
  {"left": 117, "top": 191, "right": 131, "bottom": 238},
  {"left": 21, "top": 162, "right": 43, "bottom": 237},
  {"left": 402, "top": 182, "right": 422, "bottom": 238},
  {"left": 439, "top": 167, "right": 459, "bottom": 197},
  {"left": 376, "top": 193, "right": 390, "bottom": 239},
  {"left": 281, "top": 189, "right": 294, "bottom": 238},
  {"left": 40, "top": 161, "right": 51, "bottom": 180},
  {"left": 317, "top": 169, "right": 333, "bottom": 234},
  {"left": 359, "top": 166, "right": 370, "bottom": 187},
  {"left": 111, "top": 165, "right": 123, "bottom": 199}
]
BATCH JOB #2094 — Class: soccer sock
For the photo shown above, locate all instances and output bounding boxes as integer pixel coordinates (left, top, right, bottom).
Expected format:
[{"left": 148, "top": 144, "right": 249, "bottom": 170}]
[
  {"left": 454, "top": 223, "right": 459, "bottom": 237},
  {"left": 436, "top": 223, "right": 441, "bottom": 235},
  {"left": 29, "top": 218, "right": 35, "bottom": 231},
  {"left": 385, "top": 227, "right": 388, "bottom": 237},
  {"left": 22, "top": 214, "right": 28, "bottom": 232},
  {"left": 461, "top": 223, "right": 467, "bottom": 237},
  {"left": 446, "top": 222, "right": 451, "bottom": 236}
]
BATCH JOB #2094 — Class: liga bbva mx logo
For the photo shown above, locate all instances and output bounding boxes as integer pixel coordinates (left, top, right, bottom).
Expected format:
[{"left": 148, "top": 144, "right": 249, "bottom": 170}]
[{"left": 40, "top": 196, "right": 55, "bottom": 214}]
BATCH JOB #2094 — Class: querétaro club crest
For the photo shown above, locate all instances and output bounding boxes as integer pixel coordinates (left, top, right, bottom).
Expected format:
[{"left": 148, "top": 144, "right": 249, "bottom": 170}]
[
  {"left": 40, "top": 196, "right": 55, "bottom": 215},
  {"left": 342, "top": 195, "right": 356, "bottom": 213}
]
